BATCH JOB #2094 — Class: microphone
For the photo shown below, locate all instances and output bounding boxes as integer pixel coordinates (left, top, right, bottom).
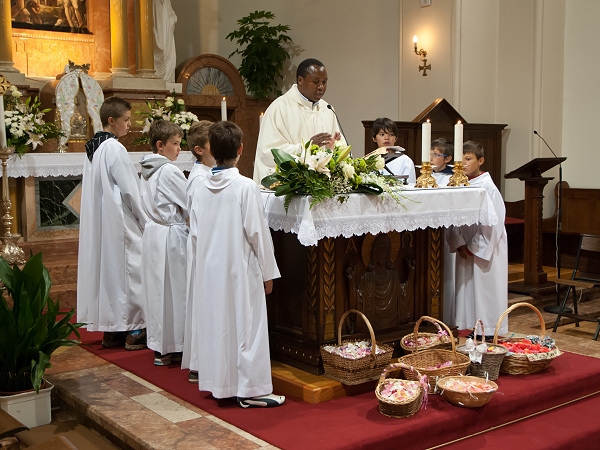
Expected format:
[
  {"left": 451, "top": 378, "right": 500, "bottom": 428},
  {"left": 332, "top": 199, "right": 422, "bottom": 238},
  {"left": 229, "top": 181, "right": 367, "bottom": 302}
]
[
  {"left": 327, "top": 104, "right": 349, "bottom": 146},
  {"left": 533, "top": 130, "right": 559, "bottom": 159}
]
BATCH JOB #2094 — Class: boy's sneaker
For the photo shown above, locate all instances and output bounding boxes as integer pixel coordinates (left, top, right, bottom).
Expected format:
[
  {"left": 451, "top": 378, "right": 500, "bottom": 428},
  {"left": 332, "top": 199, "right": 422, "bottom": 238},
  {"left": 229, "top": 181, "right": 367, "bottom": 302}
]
[
  {"left": 171, "top": 352, "right": 183, "bottom": 363},
  {"left": 154, "top": 352, "right": 171, "bottom": 366},
  {"left": 102, "top": 331, "right": 127, "bottom": 348},
  {"left": 188, "top": 370, "right": 198, "bottom": 383},
  {"left": 125, "top": 329, "right": 147, "bottom": 351},
  {"left": 237, "top": 394, "right": 286, "bottom": 408}
]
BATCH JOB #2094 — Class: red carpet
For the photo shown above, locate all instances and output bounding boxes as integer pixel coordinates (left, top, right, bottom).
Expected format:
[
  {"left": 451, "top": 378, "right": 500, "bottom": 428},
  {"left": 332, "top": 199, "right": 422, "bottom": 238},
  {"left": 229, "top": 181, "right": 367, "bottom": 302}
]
[{"left": 77, "top": 328, "right": 600, "bottom": 450}]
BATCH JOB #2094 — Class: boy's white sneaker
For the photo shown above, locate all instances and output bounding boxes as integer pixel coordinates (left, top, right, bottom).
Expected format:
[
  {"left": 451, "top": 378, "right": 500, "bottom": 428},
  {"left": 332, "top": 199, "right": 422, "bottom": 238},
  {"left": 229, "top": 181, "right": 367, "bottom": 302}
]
[{"left": 237, "top": 394, "right": 286, "bottom": 408}]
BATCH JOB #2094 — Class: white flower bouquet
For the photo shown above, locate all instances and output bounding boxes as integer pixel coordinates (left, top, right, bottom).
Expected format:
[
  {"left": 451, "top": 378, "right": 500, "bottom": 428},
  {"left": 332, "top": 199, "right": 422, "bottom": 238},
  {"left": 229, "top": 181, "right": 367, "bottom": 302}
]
[{"left": 135, "top": 94, "right": 198, "bottom": 145}]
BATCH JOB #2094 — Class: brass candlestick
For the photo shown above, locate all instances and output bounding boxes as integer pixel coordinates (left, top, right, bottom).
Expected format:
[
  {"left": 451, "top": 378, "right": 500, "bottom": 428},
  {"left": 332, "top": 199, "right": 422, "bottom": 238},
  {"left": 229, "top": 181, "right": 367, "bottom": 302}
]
[
  {"left": 0, "top": 146, "right": 26, "bottom": 265},
  {"left": 447, "top": 161, "right": 470, "bottom": 187},
  {"left": 415, "top": 161, "right": 438, "bottom": 188}
]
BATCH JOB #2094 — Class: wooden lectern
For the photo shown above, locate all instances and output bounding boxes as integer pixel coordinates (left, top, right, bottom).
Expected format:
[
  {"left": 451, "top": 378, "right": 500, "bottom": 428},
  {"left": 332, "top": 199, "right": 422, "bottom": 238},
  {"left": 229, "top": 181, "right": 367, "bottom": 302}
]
[{"left": 505, "top": 157, "right": 566, "bottom": 294}]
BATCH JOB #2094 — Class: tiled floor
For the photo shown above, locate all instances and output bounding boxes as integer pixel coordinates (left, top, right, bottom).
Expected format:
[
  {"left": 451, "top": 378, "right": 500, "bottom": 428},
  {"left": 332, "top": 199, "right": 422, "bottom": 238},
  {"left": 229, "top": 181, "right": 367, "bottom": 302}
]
[{"left": 43, "top": 295, "right": 600, "bottom": 450}]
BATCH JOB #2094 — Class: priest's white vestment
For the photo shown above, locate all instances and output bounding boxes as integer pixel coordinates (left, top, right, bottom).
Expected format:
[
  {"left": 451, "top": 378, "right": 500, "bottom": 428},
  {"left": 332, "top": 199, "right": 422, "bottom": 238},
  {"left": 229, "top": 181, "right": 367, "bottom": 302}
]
[
  {"left": 253, "top": 84, "right": 343, "bottom": 184},
  {"left": 190, "top": 168, "right": 280, "bottom": 398},
  {"left": 77, "top": 139, "right": 149, "bottom": 331},
  {"left": 139, "top": 154, "right": 189, "bottom": 354},
  {"left": 386, "top": 154, "right": 416, "bottom": 183},
  {"left": 447, "top": 172, "right": 508, "bottom": 334}
]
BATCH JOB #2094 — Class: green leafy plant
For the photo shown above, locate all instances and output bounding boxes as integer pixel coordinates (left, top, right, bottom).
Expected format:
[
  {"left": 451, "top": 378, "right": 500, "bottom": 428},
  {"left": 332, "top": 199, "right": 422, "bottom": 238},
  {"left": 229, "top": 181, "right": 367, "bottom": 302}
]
[
  {"left": 226, "top": 10, "right": 292, "bottom": 99},
  {"left": 0, "top": 253, "right": 83, "bottom": 394}
]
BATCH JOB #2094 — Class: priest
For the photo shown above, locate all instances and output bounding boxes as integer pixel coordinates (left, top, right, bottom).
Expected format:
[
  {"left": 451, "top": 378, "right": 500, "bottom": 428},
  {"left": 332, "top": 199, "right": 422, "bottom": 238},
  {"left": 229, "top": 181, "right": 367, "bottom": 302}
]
[{"left": 253, "top": 58, "right": 345, "bottom": 184}]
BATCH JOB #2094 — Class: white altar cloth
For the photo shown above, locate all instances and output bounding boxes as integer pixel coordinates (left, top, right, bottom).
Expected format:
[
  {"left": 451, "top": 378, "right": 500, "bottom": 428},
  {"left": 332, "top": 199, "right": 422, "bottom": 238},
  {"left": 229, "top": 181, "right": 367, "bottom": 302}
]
[
  {"left": 261, "top": 186, "right": 498, "bottom": 246},
  {"left": 2, "top": 152, "right": 196, "bottom": 178}
]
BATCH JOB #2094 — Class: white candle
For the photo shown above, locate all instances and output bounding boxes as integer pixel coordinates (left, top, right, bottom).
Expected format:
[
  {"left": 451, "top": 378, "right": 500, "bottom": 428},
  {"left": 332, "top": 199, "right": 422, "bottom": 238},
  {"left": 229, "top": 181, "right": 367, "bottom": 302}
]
[
  {"left": 454, "top": 121, "right": 463, "bottom": 162},
  {"left": 259, "top": 112, "right": 264, "bottom": 128},
  {"left": 421, "top": 120, "right": 431, "bottom": 163},
  {"left": 221, "top": 97, "right": 227, "bottom": 121},
  {"left": 0, "top": 95, "right": 6, "bottom": 148}
]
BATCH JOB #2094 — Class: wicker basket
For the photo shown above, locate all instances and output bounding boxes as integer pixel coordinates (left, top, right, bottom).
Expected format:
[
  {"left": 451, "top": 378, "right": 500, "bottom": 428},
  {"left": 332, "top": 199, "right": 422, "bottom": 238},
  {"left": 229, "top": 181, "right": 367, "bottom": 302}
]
[
  {"left": 400, "top": 316, "right": 457, "bottom": 352},
  {"left": 397, "top": 316, "right": 470, "bottom": 394},
  {"left": 320, "top": 309, "right": 394, "bottom": 384},
  {"left": 375, "top": 363, "right": 424, "bottom": 418},
  {"left": 437, "top": 375, "right": 498, "bottom": 408},
  {"left": 457, "top": 319, "right": 507, "bottom": 381},
  {"left": 493, "top": 302, "right": 562, "bottom": 375}
]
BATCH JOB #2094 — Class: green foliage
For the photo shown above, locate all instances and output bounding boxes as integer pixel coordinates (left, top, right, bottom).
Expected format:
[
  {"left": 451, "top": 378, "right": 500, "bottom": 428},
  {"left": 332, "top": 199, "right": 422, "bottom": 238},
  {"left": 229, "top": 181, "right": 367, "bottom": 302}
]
[
  {"left": 226, "top": 10, "right": 292, "bottom": 99},
  {"left": 0, "top": 253, "right": 83, "bottom": 393}
]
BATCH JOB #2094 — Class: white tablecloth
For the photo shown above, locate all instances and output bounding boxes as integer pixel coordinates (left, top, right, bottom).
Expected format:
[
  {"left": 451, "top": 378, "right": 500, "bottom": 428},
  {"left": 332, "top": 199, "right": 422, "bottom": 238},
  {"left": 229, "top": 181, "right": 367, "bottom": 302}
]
[
  {"left": 2, "top": 151, "right": 196, "bottom": 178},
  {"left": 261, "top": 185, "right": 498, "bottom": 246}
]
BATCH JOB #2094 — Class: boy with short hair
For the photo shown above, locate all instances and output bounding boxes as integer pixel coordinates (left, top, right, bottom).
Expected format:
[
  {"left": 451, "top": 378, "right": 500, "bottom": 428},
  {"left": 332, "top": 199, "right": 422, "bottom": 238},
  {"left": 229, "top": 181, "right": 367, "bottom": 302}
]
[
  {"left": 139, "top": 119, "right": 189, "bottom": 366},
  {"left": 430, "top": 137, "right": 454, "bottom": 186},
  {"left": 77, "top": 97, "right": 149, "bottom": 350},
  {"left": 372, "top": 117, "right": 416, "bottom": 183},
  {"left": 189, "top": 121, "right": 285, "bottom": 408},
  {"left": 185, "top": 120, "right": 215, "bottom": 209},
  {"left": 446, "top": 141, "right": 508, "bottom": 339}
]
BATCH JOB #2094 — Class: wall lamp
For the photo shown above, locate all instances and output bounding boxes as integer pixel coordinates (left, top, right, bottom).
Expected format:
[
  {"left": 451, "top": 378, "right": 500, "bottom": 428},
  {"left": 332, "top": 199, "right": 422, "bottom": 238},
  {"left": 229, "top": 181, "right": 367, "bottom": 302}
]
[{"left": 413, "top": 35, "right": 431, "bottom": 76}]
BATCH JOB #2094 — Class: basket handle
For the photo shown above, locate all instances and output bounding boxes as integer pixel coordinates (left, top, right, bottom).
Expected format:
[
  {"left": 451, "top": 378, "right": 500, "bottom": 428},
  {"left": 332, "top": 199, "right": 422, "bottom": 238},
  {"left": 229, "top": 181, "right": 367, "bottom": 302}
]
[
  {"left": 337, "top": 309, "right": 377, "bottom": 361},
  {"left": 377, "top": 362, "right": 404, "bottom": 385},
  {"left": 471, "top": 319, "right": 485, "bottom": 345},
  {"left": 411, "top": 316, "right": 455, "bottom": 354},
  {"left": 493, "top": 302, "right": 546, "bottom": 344}
]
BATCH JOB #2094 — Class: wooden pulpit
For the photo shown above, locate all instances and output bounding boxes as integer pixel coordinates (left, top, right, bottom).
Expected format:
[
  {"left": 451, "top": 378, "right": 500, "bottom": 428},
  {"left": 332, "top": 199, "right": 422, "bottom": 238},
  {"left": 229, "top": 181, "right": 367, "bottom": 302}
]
[{"left": 505, "top": 157, "right": 566, "bottom": 292}]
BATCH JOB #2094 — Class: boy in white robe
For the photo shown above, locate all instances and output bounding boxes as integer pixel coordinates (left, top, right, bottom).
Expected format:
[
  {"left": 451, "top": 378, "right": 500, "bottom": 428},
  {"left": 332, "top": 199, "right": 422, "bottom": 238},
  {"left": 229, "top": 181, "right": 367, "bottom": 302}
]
[
  {"left": 447, "top": 141, "right": 508, "bottom": 339},
  {"left": 181, "top": 120, "right": 215, "bottom": 382},
  {"left": 191, "top": 121, "right": 285, "bottom": 408},
  {"left": 373, "top": 117, "right": 416, "bottom": 183},
  {"left": 139, "top": 120, "right": 189, "bottom": 366},
  {"left": 77, "top": 97, "right": 149, "bottom": 350}
]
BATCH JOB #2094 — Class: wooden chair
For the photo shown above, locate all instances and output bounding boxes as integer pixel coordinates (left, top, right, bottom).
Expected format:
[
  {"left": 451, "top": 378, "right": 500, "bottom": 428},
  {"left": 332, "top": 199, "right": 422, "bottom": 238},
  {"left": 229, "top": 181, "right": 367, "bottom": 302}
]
[{"left": 552, "top": 234, "right": 600, "bottom": 340}]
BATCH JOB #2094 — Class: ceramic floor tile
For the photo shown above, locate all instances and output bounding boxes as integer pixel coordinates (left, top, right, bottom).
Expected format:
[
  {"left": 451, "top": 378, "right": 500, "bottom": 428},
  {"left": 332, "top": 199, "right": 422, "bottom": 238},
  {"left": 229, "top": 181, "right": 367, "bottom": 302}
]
[
  {"left": 121, "top": 372, "right": 163, "bottom": 392},
  {"left": 131, "top": 392, "right": 202, "bottom": 423}
]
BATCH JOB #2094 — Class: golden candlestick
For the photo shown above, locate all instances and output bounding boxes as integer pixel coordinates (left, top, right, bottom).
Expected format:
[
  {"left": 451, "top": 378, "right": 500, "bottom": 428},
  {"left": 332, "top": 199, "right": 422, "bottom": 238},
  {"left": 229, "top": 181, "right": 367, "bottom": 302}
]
[
  {"left": 0, "top": 146, "right": 26, "bottom": 265},
  {"left": 415, "top": 161, "right": 438, "bottom": 188},
  {"left": 447, "top": 161, "right": 470, "bottom": 187}
]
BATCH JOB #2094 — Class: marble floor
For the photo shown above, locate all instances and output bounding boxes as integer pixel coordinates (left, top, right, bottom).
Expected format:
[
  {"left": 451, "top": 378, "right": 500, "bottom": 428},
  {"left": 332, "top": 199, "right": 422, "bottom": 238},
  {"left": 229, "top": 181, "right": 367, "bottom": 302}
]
[{"left": 43, "top": 294, "right": 600, "bottom": 450}]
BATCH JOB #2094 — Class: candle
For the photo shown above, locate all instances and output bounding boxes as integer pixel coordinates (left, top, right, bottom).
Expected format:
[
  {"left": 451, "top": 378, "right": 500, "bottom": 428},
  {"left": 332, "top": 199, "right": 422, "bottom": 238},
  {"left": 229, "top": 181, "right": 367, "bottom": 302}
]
[
  {"left": 0, "top": 95, "right": 6, "bottom": 148},
  {"left": 259, "top": 112, "right": 264, "bottom": 128},
  {"left": 454, "top": 121, "right": 463, "bottom": 162},
  {"left": 421, "top": 120, "right": 431, "bottom": 163},
  {"left": 221, "top": 97, "right": 227, "bottom": 121}
]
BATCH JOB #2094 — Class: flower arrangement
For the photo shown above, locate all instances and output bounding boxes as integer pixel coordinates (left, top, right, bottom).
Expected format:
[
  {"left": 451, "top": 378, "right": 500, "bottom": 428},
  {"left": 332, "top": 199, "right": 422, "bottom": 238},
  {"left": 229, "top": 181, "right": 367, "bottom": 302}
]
[
  {"left": 261, "top": 142, "right": 402, "bottom": 212},
  {"left": 134, "top": 94, "right": 198, "bottom": 145},
  {"left": 3, "top": 86, "right": 63, "bottom": 155}
]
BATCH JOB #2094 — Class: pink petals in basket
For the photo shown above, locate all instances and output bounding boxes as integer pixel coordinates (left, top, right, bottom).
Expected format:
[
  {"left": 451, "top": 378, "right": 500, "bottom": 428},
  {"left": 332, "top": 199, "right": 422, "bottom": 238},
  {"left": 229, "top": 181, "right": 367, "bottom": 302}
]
[{"left": 322, "top": 341, "right": 386, "bottom": 360}]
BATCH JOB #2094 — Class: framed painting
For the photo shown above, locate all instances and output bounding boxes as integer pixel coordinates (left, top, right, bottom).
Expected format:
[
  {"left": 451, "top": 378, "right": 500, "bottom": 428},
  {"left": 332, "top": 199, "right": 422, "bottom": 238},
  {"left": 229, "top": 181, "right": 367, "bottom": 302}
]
[{"left": 11, "top": 0, "right": 90, "bottom": 34}]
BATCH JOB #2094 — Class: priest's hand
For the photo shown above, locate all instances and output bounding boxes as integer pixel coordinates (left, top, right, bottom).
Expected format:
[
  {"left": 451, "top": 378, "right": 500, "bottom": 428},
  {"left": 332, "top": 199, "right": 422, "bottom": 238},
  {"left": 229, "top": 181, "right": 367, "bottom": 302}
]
[
  {"left": 310, "top": 132, "right": 334, "bottom": 148},
  {"left": 264, "top": 279, "right": 273, "bottom": 295},
  {"left": 457, "top": 245, "right": 474, "bottom": 259}
]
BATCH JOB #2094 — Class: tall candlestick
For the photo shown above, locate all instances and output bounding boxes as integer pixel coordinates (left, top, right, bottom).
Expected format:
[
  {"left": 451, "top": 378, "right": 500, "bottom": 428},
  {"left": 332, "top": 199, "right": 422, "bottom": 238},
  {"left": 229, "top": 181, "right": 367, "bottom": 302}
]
[
  {"left": 454, "top": 121, "right": 463, "bottom": 162},
  {"left": 221, "top": 97, "right": 227, "bottom": 121},
  {"left": 421, "top": 120, "right": 431, "bottom": 163},
  {"left": 0, "top": 95, "right": 6, "bottom": 148},
  {"left": 259, "top": 112, "right": 264, "bottom": 128}
]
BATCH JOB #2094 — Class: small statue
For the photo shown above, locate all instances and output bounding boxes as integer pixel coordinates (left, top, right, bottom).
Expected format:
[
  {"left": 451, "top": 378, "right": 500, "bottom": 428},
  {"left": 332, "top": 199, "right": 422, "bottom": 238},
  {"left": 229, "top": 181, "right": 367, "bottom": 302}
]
[{"left": 69, "top": 95, "right": 88, "bottom": 141}]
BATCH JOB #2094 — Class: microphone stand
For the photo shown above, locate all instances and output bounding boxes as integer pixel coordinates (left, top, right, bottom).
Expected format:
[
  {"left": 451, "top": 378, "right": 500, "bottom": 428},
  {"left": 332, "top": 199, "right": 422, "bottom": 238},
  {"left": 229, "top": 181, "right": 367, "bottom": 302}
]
[{"left": 326, "top": 104, "right": 349, "bottom": 149}]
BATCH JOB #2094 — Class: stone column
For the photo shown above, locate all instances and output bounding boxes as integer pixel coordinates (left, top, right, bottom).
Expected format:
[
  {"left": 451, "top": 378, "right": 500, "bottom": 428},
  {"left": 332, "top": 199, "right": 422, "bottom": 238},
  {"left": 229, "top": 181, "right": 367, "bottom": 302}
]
[
  {"left": 110, "top": 0, "right": 131, "bottom": 76},
  {"left": 136, "top": 0, "right": 155, "bottom": 77},
  {"left": 0, "top": 0, "right": 18, "bottom": 73}
]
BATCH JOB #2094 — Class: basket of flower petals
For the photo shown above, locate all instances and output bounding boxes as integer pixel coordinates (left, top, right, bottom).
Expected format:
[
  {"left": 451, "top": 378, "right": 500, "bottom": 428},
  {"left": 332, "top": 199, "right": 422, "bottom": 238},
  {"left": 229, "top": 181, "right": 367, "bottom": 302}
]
[
  {"left": 437, "top": 375, "right": 498, "bottom": 408},
  {"left": 400, "top": 316, "right": 458, "bottom": 352},
  {"left": 397, "top": 316, "right": 471, "bottom": 394},
  {"left": 375, "top": 363, "right": 428, "bottom": 418},
  {"left": 321, "top": 310, "right": 394, "bottom": 384},
  {"left": 457, "top": 320, "right": 507, "bottom": 380},
  {"left": 493, "top": 303, "right": 562, "bottom": 375}
]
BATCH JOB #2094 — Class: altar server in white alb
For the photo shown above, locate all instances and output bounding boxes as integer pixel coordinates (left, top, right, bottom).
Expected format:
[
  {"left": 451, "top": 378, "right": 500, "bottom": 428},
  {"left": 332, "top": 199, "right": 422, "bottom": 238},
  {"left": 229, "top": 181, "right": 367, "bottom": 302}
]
[
  {"left": 139, "top": 120, "right": 189, "bottom": 366},
  {"left": 253, "top": 58, "right": 344, "bottom": 184},
  {"left": 190, "top": 121, "right": 285, "bottom": 408},
  {"left": 77, "top": 97, "right": 149, "bottom": 350},
  {"left": 446, "top": 141, "right": 508, "bottom": 338}
]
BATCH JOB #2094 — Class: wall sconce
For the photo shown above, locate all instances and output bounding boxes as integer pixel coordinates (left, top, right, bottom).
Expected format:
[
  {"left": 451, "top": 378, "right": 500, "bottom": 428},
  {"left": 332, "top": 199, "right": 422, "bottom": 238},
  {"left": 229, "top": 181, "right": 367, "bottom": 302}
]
[{"left": 413, "top": 35, "right": 431, "bottom": 76}]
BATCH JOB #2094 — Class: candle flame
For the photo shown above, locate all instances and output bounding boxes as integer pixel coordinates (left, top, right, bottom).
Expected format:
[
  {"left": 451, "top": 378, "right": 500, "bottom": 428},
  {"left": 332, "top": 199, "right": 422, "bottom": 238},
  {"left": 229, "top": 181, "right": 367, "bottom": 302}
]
[
  {"left": 260, "top": 112, "right": 264, "bottom": 116},
  {"left": 426, "top": 119, "right": 430, "bottom": 123},
  {"left": 457, "top": 120, "right": 462, "bottom": 124},
  {"left": 413, "top": 35, "right": 418, "bottom": 43},
  {"left": 222, "top": 97, "right": 225, "bottom": 101}
]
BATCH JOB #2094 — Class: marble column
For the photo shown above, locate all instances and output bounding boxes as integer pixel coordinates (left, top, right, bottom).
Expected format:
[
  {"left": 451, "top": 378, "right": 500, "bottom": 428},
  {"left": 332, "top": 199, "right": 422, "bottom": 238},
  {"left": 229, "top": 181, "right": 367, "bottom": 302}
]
[
  {"left": 110, "top": 0, "right": 131, "bottom": 76},
  {"left": 0, "top": 0, "right": 18, "bottom": 73},
  {"left": 136, "top": 0, "right": 155, "bottom": 77}
]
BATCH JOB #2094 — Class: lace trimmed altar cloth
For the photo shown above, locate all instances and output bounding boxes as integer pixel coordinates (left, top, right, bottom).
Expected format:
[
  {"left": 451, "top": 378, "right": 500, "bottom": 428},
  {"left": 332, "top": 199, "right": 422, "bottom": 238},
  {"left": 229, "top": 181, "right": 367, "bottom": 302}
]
[
  {"left": 1, "top": 152, "right": 196, "bottom": 178},
  {"left": 261, "top": 185, "right": 498, "bottom": 247}
]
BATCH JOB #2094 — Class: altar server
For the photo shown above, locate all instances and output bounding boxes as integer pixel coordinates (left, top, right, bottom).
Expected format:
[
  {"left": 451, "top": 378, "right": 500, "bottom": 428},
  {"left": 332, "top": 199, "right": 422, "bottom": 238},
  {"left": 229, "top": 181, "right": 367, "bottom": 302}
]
[
  {"left": 372, "top": 117, "right": 416, "bottom": 183},
  {"left": 77, "top": 97, "right": 149, "bottom": 350},
  {"left": 253, "top": 58, "right": 344, "bottom": 183},
  {"left": 190, "top": 121, "right": 285, "bottom": 408},
  {"left": 139, "top": 120, "right": 189, "bottom": 366},
  {"left": 447, "top": 141, "right": 508, "bottom": 338}
]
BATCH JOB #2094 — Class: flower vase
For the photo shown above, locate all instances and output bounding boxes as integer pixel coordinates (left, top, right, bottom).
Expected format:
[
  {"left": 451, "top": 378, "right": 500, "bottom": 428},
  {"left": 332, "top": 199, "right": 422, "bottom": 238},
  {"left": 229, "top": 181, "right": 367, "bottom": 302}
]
[{"left": 0, "top": 381, "right": 54, "bottom": 428}]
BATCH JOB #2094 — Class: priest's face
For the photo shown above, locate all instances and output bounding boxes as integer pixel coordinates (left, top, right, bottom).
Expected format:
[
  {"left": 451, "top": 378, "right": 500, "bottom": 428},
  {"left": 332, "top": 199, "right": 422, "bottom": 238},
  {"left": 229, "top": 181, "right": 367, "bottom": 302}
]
[{"left": 297, "top": 65, "right": 328, "bottom": 103}]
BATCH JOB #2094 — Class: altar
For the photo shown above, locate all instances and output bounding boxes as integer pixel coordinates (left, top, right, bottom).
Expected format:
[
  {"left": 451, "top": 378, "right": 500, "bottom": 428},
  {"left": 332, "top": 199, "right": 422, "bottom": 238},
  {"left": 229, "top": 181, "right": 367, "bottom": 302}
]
[{"left": 262, "top": 186, "right": 498, "bottom": 374}]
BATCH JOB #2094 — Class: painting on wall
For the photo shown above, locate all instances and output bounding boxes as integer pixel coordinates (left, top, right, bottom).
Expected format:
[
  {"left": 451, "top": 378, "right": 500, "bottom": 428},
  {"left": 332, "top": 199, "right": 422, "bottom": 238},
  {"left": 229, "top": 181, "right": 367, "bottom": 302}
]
[{"left": 11, "top": 0, "right": 89, "bottom": 34}]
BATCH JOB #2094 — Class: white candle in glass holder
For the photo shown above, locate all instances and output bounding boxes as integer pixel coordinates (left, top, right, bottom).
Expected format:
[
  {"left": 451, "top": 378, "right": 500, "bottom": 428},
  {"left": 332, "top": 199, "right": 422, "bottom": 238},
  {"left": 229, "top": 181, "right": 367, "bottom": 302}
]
[
  {"left": 0, "top": 95, "right": 7, "bottom": 148},
  {"left": 221, "top": 97, "right": 227, "bottom": 121},
  {"left": 421, "top": 120, "right": 431, "bottom": 163},
  {"left": 259, "top": 112, "right": 264, "bottom": 128},
  {"left": 454, "top": 121, "right": 463, "bottom": 162}
]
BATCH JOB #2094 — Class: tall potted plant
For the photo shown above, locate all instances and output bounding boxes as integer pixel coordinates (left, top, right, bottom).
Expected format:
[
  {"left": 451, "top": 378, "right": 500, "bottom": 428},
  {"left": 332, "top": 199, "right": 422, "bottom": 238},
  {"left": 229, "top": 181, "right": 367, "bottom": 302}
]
[
  {"left": 0, "top": 253, "right": 83, "bottom": 427},
  {"left": 226, "top": 10, "right": 292, "bottom": 99}
]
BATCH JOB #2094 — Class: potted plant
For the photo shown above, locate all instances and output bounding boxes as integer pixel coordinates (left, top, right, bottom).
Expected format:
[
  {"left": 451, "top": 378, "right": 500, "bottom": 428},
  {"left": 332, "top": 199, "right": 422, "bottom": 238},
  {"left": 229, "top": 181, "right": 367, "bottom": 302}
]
[
  {"left": 0, "top": 253, "right": 83, "bottom": 427},
  {"left": 226, "top": 10, "right": 292, "bottom": 99}
]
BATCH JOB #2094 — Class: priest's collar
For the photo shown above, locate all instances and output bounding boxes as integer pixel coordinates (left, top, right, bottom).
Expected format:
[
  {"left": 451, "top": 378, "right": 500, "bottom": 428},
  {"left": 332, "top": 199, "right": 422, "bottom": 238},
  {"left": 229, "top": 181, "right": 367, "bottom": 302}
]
[{"left": 297, "top": 89, "right": 320, "bottom": 108}]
